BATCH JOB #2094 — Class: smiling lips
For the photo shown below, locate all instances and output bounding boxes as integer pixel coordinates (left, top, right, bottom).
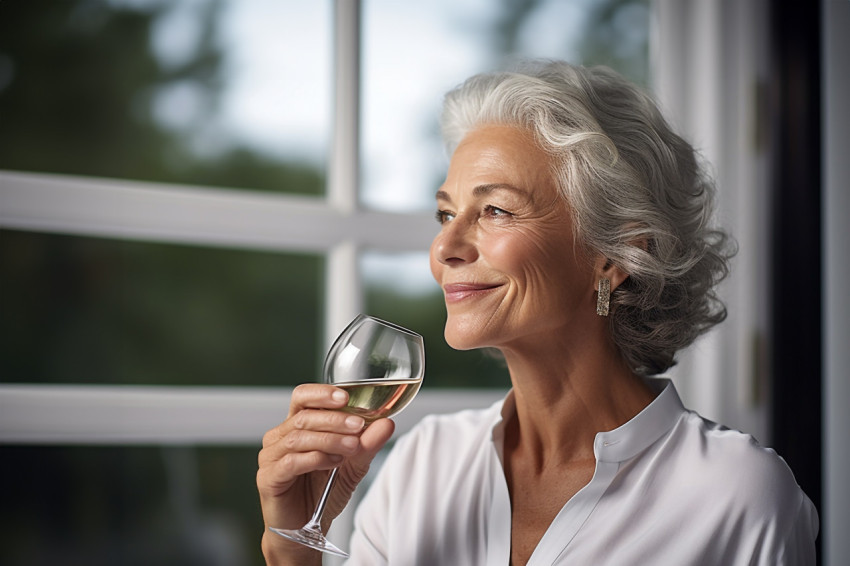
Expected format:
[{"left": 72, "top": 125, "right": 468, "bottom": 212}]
[{"left": 443, "top": 283, "right": 502, "bottom": 303}]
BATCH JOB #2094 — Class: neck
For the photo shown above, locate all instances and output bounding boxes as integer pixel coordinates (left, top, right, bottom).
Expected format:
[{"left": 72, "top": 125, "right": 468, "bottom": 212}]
[{"left": 499, "top": 334, "right": 655, "bottom": 467}]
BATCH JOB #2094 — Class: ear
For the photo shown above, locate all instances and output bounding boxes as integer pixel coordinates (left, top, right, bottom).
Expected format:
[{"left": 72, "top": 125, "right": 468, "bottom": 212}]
[
  {"left": 592, "top": 230, "right": 648, "bottom": 292},
  {"left": 593, "top": 256, "right": 630, "bottom": 293}
]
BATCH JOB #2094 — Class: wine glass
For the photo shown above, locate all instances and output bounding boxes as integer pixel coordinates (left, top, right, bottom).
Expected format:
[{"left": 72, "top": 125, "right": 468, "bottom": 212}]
[{"left": 269, "top": 314, "right": 425, "bottom": 557}]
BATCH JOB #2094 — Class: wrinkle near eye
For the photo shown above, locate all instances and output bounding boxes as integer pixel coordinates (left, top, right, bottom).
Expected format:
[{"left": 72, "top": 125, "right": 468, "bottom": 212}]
[{"left": 483, "top": 205, "right": 513, "bottom": 221}]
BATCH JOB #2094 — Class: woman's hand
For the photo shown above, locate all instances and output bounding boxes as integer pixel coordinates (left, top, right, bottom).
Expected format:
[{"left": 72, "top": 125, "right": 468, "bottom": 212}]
[{"left": 257, "top": 383, "right": 395, "bottom": 565}]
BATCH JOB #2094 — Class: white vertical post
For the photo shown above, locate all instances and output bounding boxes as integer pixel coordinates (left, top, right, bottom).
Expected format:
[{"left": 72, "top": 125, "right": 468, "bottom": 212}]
[
  {"left": 325, "top": 3, "right": 363, "bottom": 562},
  {"left": 328, "top": 0, "right": 360, "bottom": 215},
  {"left": 325, "top": 0, "right": 363, "bottom": 350},
  {"left": 325, "top": 241, "right": 362, "bottom": 347}
]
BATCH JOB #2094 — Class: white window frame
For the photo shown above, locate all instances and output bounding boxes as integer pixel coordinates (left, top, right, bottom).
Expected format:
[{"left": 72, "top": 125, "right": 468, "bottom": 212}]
[
  {"left": 0, "top": 5, "right": 504, "bottom": 559},
  {"left": 0, "top": 0, "right": 504, "bottom": 446}
]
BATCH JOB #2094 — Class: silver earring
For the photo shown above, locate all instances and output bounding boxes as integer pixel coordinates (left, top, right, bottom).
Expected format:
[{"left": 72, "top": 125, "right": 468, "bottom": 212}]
[{"left": 596, "top": 278, "right": 611, "bottom": 317}]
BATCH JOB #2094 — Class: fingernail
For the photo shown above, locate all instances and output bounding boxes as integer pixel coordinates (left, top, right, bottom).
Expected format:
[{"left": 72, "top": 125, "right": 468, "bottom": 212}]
[
  {"left": 332, "top": 390, "right": 347, "bottom": 403},
  {"left": 329, "top": 454, "right": 344, "bottom": 464},
  {"left": 345, "top": 415, "right": 364, "bottom": 430},
  {"left": 342, "top": 436, "right": 359, "bottom": 449}
]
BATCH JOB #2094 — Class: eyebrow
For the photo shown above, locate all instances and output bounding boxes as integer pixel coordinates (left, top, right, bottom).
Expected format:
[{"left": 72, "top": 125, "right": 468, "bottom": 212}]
[{"left": 435, "top": 183, "right": 530, "bottom": 202}]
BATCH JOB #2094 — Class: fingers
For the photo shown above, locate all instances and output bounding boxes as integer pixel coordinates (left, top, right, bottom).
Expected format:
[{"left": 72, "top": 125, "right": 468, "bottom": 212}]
[
  {"left": 260, "top": 422, "right": 361, "bottom": 465},
  {"left": 257, "top": 420, "right": 362, "bottom": 500},
  {"left": 267, "top": 417, "right": 393, "bottom": 475},
  {"left": 259, "top": 383, "right": 366, "bottom": 478},
  {"left": 286, "top": 383, "right": 349, "bottom": 418},
  {"left": 258, "top": 449, "right": 339, "bottom": 494},
  {"left": 262, "top": 384, "right": 357, "bottom": 447},
  {"left": 261, "top": 410, "right": 364, "bottom": 464},
  {"left": 257, "top": 386, "right": 395, "bottom": 502}
]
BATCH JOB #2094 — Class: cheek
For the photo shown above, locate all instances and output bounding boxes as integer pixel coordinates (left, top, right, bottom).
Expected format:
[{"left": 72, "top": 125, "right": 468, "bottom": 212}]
[
  {"left": 484, "top": 230, "right": 548, "bottom": 278},
  {"left": 495, "top": 231, "right": 589, "bottom": 305}
]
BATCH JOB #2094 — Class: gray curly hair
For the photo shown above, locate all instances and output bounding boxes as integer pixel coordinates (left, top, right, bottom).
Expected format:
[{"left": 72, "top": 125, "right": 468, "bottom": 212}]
[{"left": 441, "top": 60, "right": 734, "bottom": 376}]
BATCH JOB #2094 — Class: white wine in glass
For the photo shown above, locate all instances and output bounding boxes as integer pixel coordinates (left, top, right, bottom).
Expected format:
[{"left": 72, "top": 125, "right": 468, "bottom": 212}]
[
  {"left": 336, "top": 378, "right": 422, "bottom": 423},
  {"left": 269, "top": 314, "right": 425, "bottom": 557}
]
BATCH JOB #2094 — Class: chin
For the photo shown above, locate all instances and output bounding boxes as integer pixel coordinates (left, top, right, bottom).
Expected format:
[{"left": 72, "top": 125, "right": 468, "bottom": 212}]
[
  {"left": 443, "top": 314, "right": 496, "bottom": 351},
  {"left": 444, "top": 331, "right": 477, "bottom": 351}
]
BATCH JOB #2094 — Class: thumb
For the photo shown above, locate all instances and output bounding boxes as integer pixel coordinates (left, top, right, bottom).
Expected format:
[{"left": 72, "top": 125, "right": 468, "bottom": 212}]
[
  {"left": 343, "top": 418, "right": 395, "bottom": 480},
  {"left": 358, "top": 418, "right": 396, "bottom": 460}
]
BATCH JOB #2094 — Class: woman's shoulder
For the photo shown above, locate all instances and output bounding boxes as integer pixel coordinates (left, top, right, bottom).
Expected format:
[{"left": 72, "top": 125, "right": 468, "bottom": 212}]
[
  {"left": 668, "top": 410, "right": 816, "bottom": 522},
  {"left": 663, "top": 412, "right": 819, "bottom": 558},
  {"left": 678, "top": 412, "right": 797, "bottom": 483}
]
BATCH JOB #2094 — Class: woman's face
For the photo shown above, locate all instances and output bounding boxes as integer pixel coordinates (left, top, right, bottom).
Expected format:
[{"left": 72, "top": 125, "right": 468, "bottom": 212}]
[{"left": 430, "top": 124, "right": 600, "bottom": 352}]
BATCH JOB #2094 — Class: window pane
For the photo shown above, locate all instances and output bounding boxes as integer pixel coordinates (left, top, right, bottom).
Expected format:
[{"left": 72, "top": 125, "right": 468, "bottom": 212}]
[
  {"left": 361, "top": 0, "right": 650, "bottom": 212},
  {"left": 0, "top": 0, "right": 330, "bottom": 196},
  {"left": 362, "top": 251, "right": 511, "bottom": 389},
  {"left": 0, "top": 230, "right": 322, "bottom": 386},
  {"left": 0, "top": 445, "right": 263, "bottom": 566}
]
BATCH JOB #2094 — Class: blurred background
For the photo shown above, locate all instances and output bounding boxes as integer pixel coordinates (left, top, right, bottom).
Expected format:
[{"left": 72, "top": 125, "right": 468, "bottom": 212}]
[{"left": 0, "top": 0, "right": 846, "bottom": 564}]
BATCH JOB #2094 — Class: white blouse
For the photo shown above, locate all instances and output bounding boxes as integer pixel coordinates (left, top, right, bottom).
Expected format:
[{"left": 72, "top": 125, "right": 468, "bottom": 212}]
[{"left": 346, "top": 379, "right": 818, "bottom": 565}]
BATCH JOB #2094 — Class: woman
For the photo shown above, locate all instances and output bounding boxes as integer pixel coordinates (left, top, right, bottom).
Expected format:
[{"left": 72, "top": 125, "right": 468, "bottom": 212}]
[{"left": 257, "top": 60, "right": 818, "bottom": 565}]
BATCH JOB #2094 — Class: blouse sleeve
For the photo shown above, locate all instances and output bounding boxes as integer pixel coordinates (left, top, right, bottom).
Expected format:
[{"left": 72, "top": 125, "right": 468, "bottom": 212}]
[
  {"left": 738, "top": 445, "right": 820, "bottom": 566},
  {"left": 775, "top": 489, "right": 819, "bottom": 565}
]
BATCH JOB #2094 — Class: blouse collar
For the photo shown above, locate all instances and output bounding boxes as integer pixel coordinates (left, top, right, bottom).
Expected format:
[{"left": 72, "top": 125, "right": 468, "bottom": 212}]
[
  {"left": 491, "top": 377, "right": 686, "bottom": 464},
  {"left": 593, "top": 377, "right": 685, "bottom": 463}
]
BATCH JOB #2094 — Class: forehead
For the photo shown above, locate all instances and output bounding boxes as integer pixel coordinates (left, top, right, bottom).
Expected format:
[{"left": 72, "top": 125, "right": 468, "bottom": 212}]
[{"left": 440, "top": 124, "right": 556, "bottom": 198}]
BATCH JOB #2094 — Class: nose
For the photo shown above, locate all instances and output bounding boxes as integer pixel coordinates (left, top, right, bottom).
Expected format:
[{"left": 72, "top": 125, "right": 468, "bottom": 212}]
[{"left": 431, "top": 217, "right": 478, "bottom": 266}]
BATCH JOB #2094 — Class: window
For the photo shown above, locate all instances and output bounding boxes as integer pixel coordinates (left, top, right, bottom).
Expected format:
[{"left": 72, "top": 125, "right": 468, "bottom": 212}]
[{"left": 0, "top": 1, "right": 649, "bottom": 563}]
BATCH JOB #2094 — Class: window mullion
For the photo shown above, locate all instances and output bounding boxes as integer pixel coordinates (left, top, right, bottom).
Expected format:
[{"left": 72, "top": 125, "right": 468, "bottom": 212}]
[
  {"left": 328, "top": 0, "right": 360, "bottom": 214},
  {"left": 325, "top": 0, "right": 362, "bottom": 348}
]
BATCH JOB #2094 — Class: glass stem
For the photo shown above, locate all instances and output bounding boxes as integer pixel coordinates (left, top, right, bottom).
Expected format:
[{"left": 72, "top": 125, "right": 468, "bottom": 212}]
[{"left": 304, "top": 467, "right": 338, "bottom": 532}]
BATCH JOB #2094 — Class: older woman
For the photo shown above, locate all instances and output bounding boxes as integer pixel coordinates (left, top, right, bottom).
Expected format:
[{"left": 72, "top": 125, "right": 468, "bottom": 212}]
[{"left": 257, "top": 61, "right": 818, "bottom": 565}]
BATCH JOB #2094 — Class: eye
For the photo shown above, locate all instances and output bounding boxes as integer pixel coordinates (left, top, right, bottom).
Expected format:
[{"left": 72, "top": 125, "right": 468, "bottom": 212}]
[
  {"left": 435, "top": 209, "right": 455, "bottom": 224},
  {"left": 483, "top": 205, "right": 512, "bottom": 219}
]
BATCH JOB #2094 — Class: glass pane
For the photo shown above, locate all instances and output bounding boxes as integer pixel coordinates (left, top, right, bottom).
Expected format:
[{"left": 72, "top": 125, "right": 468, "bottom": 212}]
[
  {"left": 362, "top": 252, "right": 511, "bottom": 389},
  {"left": 361, "top": 0, "right": 650, "bottom": 212},
  {"left": 0, "top": 0, "right": 330, "bottom": 196},
  {"left": 0, "top": 230, "right": 323, "bottom": 386},
  {"left": 0, "top": 445, "right": 263, "bottom": 566}
]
